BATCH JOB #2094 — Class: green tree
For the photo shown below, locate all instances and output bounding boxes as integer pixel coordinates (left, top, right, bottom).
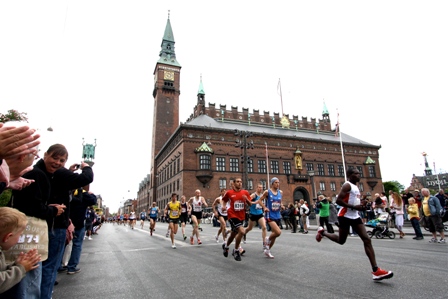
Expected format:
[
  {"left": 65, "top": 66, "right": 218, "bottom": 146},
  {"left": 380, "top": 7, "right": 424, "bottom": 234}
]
[
  {"left": 0, "top": 189, "right": 12, "bottom": 207},
  {"left": 0, "top": 109, "right": 28, "bottom": 122},
  {"left": 383, "top": 181, "right": 405, "bottom": 195}
]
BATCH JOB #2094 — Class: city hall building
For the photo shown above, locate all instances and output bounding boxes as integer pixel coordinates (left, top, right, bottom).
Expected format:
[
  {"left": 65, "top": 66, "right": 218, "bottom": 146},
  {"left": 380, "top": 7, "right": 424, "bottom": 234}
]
[{"left": 136, "top": 17, "right": 384, "bottom": 212}]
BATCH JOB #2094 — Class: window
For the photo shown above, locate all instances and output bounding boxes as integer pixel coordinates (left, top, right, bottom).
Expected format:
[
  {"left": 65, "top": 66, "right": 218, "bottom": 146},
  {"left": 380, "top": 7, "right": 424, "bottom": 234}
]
[
  {"left": 356, "top": 166, "right": 363, "bottom": 178},
  {"left": 306, "top": 163, "right": 314, "bottom": 171},
  {"left": 260, "top": 180, "right": 267, "bottom": 190},
  {"left": 317, "top": 164, "right": 324, "bottom": 176},
  {"left": 283, "top": 161, "right": 291, "bottom": 174},
  {"left": 177, "top": 179, "right": 180, "bottom": 190},
  {"left": 216, "top": 157, "right": 226, "bottom": 171},
  {"left": 368, "top": 166, "right": 376, "bottom": 178},
  {"left": 319, "top": 182, "right": 326, "bottom": 191},
  {"left": 271, "top": 161, "right": 279, "bottom": 174},
  {"left": 328, "top": 164, "right": 335, "bottom": 176},
  {"left": 338, "top": 165, "right": 345, "bottom": 177},
  {"left": 330, "top": 182, "right": 336, "bottom": 191},
  {"left": 358, "top": 182, "right": 364, "bottom": 192},
  {"left": 230, "top": 158, "right": 239, "bottom": 172},
  {"left": 247, "top": 179, "right": 253, "bottom": 190},
  {"left": 219, "top": 179, "right": 226, "bottom": 190},
  {"left": 199, "top": 154, "right": 211, "bottom": 170},
  {"left": 177, "top": 159, "right": 180, "bottom": 173},
  {"left": 258, "top": 160, "right": 267, "bottom": 173},
  {"left": 247, "top": 158, "right": 254, "bottom": 173}
]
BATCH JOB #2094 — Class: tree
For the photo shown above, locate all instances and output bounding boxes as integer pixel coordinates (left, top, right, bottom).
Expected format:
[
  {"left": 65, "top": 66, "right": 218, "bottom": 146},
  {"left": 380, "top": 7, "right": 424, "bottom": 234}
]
[
  {"left": 383, "top": 181, "right": 405, "bottom": 195},
  {"left": 0, "top": 109, "right": 28, "bottom": 123},
  {"left": 0, "top": 189, "right": 12, "bottom": 207}
]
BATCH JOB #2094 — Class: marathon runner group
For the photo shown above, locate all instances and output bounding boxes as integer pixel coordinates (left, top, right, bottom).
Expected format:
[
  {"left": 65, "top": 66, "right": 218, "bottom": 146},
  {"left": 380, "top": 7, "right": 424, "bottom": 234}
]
[{"left": 113, "top": 170, "right": 394, "bottom": 281}]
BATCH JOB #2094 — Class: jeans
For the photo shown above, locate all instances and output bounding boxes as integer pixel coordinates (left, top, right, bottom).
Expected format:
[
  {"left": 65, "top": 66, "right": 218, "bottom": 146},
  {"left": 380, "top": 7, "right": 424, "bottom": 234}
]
[
  {"left": 1, "top": 263, "right": 42, "bottom": 299},
  {"left": 410, "top": 218, "right": 423, "bottom": 238},
  {"left": 41, "top": 228, "right": 67, "bottom": 299},
  {"left": 67, "top": 227, "right": 85, "bottom": 272}
]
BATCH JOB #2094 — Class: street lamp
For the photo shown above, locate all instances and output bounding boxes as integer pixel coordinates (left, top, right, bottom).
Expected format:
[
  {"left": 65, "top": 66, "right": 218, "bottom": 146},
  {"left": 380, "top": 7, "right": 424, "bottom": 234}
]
[
  {"left": 234, "top": 129, "right": 254, "bottom": 190},
  {"left": 308, "top": 170, "right": 316, "bottom": 200}
]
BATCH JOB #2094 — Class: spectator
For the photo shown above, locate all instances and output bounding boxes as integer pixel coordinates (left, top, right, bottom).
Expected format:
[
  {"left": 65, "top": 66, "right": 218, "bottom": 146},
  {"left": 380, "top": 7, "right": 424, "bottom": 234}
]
[
  {"left": 421, "top": 188, "right": 445, "bottom": 243},
  {"left": 316, "top": 195, "right": 334, "bottom": 233},
  {"left": 66, "top": 187, "right": 97, "bottom": 275},
  {"left": 39, "top": 144, "right": 94, "bottom": 299},
  {"left": 0, "top": 207, "right": 40, "bottom": 294},
  {"left": 406, "top": 197, "right": 423, "bottom": 240}
]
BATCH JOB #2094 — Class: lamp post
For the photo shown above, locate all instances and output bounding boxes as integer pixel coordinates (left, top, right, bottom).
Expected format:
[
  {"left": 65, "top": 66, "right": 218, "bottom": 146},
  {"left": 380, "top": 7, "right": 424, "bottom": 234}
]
[
  {"left": 308, "top": 170, "right": 316, "bottom": 200},
  {"left": 234, "top": 129, "right": 254, "bottom": 190}
]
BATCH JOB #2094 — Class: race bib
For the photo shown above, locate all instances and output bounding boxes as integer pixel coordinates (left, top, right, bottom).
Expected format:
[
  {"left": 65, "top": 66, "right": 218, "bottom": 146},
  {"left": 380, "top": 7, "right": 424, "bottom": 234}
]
[
  {"left": 194, "top": 205, "right": 202, "bottom": 212},
  {"left": 151, "top": 210, "right": 156, "bottom": 215},
  {"left": 181, "top": 207, "right": 186, "bottom": 213},
  {"left": 171, "top": 210, "right": 179, "bottom": 216},
  {"left": 255, "top": 203, "right": 262, "bottom": 210},
  {"left": 234, "top": 201, "right": 245, "bottom": 211},
  {"left": 272, "top": 202, "right": 281, "bottom": 211}
]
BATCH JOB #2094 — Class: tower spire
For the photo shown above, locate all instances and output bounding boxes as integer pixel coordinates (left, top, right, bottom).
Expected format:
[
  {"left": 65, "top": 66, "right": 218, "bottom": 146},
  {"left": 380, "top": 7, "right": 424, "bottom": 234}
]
[{"left": 158, "top": 13, "right": 181, "bottom": 67}]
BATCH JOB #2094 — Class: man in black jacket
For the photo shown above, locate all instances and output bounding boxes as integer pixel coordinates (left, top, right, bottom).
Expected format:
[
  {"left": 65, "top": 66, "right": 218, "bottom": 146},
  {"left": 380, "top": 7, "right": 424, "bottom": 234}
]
[
  {"left": 37, "top": 144, "right": 94, "bottom": 299},
  {"left": 66, "top": 187, "right": 97, "bottom": 275}
]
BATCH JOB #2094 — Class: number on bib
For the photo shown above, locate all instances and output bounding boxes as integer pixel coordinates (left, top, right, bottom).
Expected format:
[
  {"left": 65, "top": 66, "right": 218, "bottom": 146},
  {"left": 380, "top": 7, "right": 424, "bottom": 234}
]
[{"left": 234, "top": 201, "right": 245, "bottom": 211}]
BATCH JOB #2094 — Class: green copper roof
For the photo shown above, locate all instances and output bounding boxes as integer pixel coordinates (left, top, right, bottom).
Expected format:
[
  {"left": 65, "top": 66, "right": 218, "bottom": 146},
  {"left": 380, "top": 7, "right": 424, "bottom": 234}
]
[
  {"left": 322, "top": 100, "right": 329, "bottom": 116},
  {"left": 158, "top": 17, "right": 181, "bottom": 67},
  {"left": 365, "top": 156, "right": 375, "bottom": 164},
  {"left": 194, "top": 142, "right": 213, "bottom": 153},
  {"left": 198, "top": 76, "right": 205, "bottom": 95}
]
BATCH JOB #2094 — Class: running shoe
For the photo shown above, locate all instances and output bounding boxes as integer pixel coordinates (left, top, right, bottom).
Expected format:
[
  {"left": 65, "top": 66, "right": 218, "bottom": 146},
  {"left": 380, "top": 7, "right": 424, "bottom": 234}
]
[
  {"left": 150, "top": 229, "right": 153, "bottom": 236},
  {"left": 215, "top": 235, "right": 219, "bottom": 242},
  {"left": 239, "top": 247, "right": 246, "bottom": 256},
  {"left": 222, "top": 243, "right": 229, "bottom": 257},
  {"left": 172, "top": 244, "right": 176, "bottom": 249},
  {"left": 190, "top": 236, "right": 194, "bottom": 245},
  {"left": 232, "top": 249, "right": 241, "bottom": 261},
  {"left": 264, "top": 249, "right": 274, "bottom": 259},
  {"left": 372, "top": 268, "right": 393, "bottom": 281},
  {"left": 438, "top": 238, "right": 446, "bottom": 244},
  {"left": 197, "top": 238, "right": 202, "bottom": 245},
  {"left": 183, "top": 234, "right": 187, "bottom": 241},
  {"left": 166, "top": 232, "right": 169, "bottom": 238},
  {"left": 316, "top": 226, "right": 324, "bottom": 242},
  {"left": 429, "top": 238, "right": 437, "bottom": 243}
]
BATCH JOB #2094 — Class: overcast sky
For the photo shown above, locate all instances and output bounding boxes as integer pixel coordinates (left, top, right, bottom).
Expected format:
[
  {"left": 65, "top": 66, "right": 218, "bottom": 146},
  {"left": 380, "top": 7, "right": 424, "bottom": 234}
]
[{"left": 1, "top": 1, "right": 447, "bottom": 212}]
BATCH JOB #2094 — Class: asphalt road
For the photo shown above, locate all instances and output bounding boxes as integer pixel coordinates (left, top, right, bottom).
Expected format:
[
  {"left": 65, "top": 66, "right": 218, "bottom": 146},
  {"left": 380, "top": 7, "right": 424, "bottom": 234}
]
[{"left": 53, "top": 221, "right": 447, "bottom": 299}]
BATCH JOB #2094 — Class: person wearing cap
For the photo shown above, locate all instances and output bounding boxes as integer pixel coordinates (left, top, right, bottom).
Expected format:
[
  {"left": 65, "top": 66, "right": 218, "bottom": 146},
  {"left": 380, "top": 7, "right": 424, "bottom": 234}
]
[{"left": 257, "top": 177, "right": 283, "bottom": 259}]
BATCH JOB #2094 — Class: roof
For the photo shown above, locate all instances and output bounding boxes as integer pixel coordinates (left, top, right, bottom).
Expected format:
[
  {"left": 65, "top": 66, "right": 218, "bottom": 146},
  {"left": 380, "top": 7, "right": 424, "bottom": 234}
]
[{"left": 184, "top": 114, "right": 377, "bottom": 147}]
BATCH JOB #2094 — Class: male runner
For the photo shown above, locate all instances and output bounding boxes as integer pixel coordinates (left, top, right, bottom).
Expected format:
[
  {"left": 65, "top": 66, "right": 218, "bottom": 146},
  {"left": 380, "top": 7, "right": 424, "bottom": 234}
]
[
  {"left": 129, "top": 210, "right": 136, "bottom": 229},
  {"left": 140, "top": 209, "right": 146, "bottom": 229},
  {"left": 315, "top": 167, "right": 393, "bottom": 281},
  {"left": 179, "top": 195, "right": 190, "bottom": 241},
  {"left": 243, "top": 184, "right": 268, "bottom": 250},
  {"left": 188, "top": 189, "right": 208, "bottom": 245},
  {"left": 148, "top": 202, "right": 159, "bottom": 236},
  {"left": 221, "top": 178, "right": 253, "bottom": 261},
  {"left": 258, "top": 177, "right": 283, "bottom": 259},
  {"left": 212, "top": 188, "right": 228, "bottom": 243},
  {"left": 165, "top": 193, "right": 181, "bottom": 249}
]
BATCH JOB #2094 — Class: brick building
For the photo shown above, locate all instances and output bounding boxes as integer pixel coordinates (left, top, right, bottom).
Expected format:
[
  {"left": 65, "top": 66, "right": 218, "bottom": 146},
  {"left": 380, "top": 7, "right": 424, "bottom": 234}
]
[{"left": 136, "top": 16, "right": 384, "bottom": 212}]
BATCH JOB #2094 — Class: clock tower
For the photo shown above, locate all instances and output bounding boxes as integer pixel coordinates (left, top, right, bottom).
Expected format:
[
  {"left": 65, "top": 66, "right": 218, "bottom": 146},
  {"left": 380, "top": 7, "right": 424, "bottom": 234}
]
[
  {"left": 151, "top": 15, "right": 181, "bottom": 163},
  {"left": 150, "top": 14, "right": 181, "bottom": 204}
]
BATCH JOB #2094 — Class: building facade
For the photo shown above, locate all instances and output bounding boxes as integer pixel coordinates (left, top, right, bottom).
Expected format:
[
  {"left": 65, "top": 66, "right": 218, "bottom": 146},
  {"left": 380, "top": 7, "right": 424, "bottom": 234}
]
[{"left": 136, "top": 16, "right": 385, "bottom": 212}]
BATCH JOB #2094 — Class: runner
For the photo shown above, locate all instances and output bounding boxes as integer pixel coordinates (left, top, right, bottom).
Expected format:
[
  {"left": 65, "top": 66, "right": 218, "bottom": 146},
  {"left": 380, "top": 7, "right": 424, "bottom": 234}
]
[
  {"left": 119, "top": 214, "right": 124, "bottom": 225},
  {"left": 165, "top": 193, "right": 181, "bottom": 249},
  {"left": 179, "top": 195, "right": 190, "bottom": 241},
  {"left": 258, "top": 177, "right": 283, "bottom": 259},
  {"left": 243, "top": 183, "right": 268, "bottom": 250},
  {"left": 221, "top": 178, "right": 253, "bottom": 261},
  {"left": 315, "top": 167, "right": 393, "bottom": 281},
  {"left": 129, "top": 210, "right": 136, "bottom": 229},
  {"left": 188, "top": 189, "right": 208, "bottom": 245},
  {"left": 212, "top": 188, "right": 229, "bottom": 243},
  {"left": 140, "top": 209, "right": 146, "bottom": 229},
  {"left": 148, "top": 202, "right": 159, "bottom": 236}
]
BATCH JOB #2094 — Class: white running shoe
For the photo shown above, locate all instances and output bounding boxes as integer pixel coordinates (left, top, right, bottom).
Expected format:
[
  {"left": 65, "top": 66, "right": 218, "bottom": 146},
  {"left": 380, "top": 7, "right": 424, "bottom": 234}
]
[
  {"left": 88, "top": 236, "right": 92, "bottom": 240},
  {"left": 215, "top": 235, "right": 219, "bottom": 242},
  {"left": 172, "top": 244, "right": 176, "bottom": 249},
  {"left": 264, "top": 249, "right": 274, "bottom": 259}
]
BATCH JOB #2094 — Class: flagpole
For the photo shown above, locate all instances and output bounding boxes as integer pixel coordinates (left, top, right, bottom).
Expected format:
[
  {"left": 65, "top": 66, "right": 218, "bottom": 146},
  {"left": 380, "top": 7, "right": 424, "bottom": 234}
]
[
  {"left": 336, "top": 110, "right": 347, "bottom": 181},
  {"left": 278, "top": 78, "right": 284, "bottom": 116},
  {"left": 265, "top": 142, "right": 270, "bottom": 185}
]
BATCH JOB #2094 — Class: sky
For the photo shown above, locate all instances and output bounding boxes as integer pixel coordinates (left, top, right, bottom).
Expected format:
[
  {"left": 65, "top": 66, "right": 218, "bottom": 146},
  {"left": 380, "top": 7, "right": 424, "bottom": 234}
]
[{"left": 1, "top": 1, "right": 447, "bottom": 212}]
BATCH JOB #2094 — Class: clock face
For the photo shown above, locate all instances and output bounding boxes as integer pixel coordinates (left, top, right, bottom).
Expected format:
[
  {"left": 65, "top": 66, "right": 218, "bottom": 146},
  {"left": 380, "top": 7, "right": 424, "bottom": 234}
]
[{"left": 164, "top": 71, "right": 175, "bottom": 81}]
